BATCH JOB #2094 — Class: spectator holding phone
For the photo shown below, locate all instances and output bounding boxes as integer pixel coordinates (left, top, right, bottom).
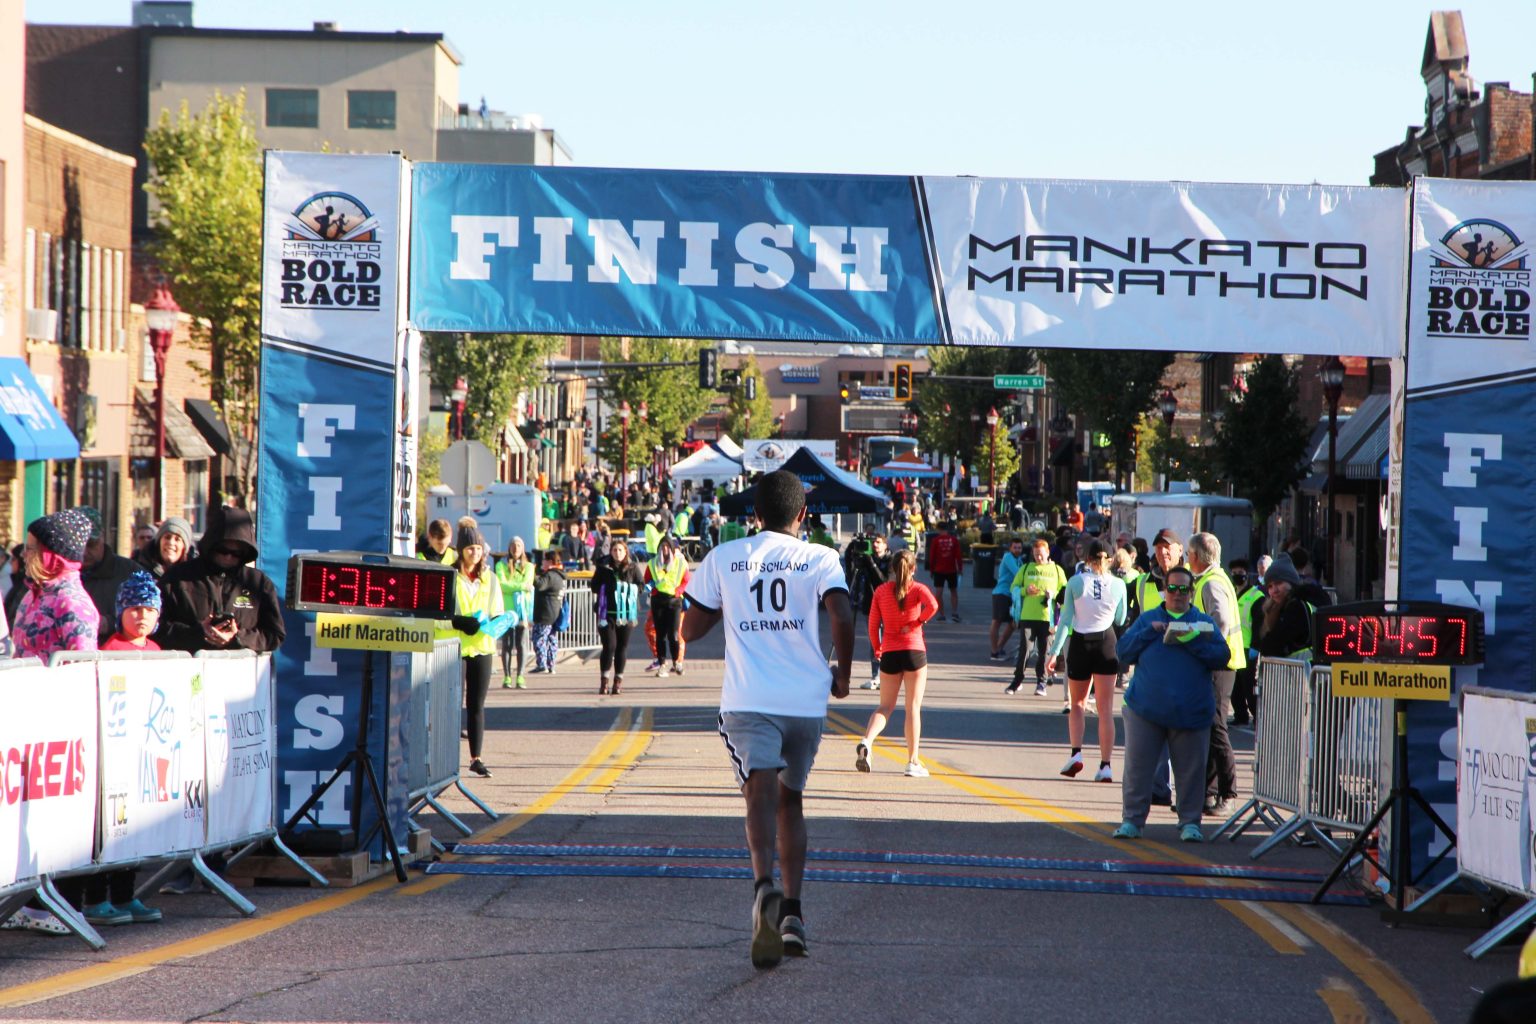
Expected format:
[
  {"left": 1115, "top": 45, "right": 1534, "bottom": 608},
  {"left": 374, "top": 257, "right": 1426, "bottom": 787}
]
[{"left": 158, "top": 506, "right": 285, "bottom": 653}]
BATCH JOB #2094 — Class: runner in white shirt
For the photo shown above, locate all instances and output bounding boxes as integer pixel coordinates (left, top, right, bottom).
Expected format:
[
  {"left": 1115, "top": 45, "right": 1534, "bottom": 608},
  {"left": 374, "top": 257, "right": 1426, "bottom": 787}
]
[
  {"left": 1043, "top": 540, "right": 1128, "bottom": 783},
  {"left": 683, "top": 470, "right": 854, "bottom": 969}
]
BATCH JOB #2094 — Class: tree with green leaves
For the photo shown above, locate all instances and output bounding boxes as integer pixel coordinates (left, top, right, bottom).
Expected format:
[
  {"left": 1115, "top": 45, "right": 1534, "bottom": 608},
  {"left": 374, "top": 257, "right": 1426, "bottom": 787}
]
[
  {"left": 719, "top": 354, "right": 774, "bottom": 440},
  {"left": 143, "top": 90, "right": 263, "bottom": 502},
  {"left": 1211, "top": 354, "right": 1312, "bottom": 523},
  {"left": 911, "top": 346, "right": 1038, "bottom": 461},
  {"left": 422, "top": 331, "right": 564, "bottom": 444},
  {"left": 1044, "top": 349, "right": 1175, "bottom": 489},
  {"left": 594, "top": 338, "right": 717, "bottom": 476},
  {"left": 970, "top": 424, "right": 1022, "bottom": 500}
]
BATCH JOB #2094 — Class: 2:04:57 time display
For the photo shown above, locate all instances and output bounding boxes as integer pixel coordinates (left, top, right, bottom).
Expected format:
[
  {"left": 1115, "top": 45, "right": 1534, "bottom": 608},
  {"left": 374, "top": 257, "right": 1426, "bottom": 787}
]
[{"left": 1318, "top": 614, "right": 1466, "bottom": 661}]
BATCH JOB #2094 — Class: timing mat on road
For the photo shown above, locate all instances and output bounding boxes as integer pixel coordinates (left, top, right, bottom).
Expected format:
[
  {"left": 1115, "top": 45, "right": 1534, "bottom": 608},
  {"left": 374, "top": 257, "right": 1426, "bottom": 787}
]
[
  {"left": 426, "top": 859, "right": 1368, "bottom": 906},
  {"left": 447, "top": 842, "right": 1329, "bottom": 884}
]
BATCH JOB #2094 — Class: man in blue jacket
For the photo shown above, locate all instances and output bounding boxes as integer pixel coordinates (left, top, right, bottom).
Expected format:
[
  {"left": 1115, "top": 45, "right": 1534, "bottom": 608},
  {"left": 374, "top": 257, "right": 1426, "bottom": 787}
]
[{"left": 1112, "top": 565, "right": 1233, "bottom": 842}]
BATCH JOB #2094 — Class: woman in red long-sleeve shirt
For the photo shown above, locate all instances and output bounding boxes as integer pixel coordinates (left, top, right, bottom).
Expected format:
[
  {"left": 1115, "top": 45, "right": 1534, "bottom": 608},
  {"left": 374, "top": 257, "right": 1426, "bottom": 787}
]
[{"left": 855, "top": 549, "right": 940, "bottom": 778}]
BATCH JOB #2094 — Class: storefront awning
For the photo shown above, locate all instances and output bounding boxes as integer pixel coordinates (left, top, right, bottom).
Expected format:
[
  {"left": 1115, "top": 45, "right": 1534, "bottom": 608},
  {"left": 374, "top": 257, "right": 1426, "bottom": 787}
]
[
  {"left": 1310, "top": 392, "right": 1389, "bottom": 478},
  {"left": 0, "top": 358, "right": 80, "bottom": 461},
  {"left": 184, "top": 398, "right": 234, "bottom": 456}
]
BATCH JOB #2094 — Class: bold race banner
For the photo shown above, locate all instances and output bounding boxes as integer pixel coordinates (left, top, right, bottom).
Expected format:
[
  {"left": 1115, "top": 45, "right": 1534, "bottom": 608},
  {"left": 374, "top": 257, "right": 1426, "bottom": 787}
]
[
  {"left": 410, "top": 166, "right": 1406, "bottom": 355},
  {"left": 1401, "top": 177, "right": 1536, "bottom": 880},
  {"left": 1457, "top": 688, "right": 1536, "bottom": 896},
  {"left": 204, "top": 655, "right": 275, "bottom": 848},
  {"left": 0, "top": 662, "right": 96, "bottom": 886},
  {"left": 259, "top": 152, "right": 413, "bottom": 854},
  {"left": 97, "top": 659, "right": 205, "bottom": 862}
]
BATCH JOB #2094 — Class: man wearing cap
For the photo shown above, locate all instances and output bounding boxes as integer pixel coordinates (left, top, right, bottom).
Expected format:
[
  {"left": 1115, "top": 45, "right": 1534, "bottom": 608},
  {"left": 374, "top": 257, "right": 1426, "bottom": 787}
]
[
  {"left": 159, "top": 506, "right": 285, "bottom": 653},
  {"left": 77, "top": 506, "right": 140, "bottom": 644}
]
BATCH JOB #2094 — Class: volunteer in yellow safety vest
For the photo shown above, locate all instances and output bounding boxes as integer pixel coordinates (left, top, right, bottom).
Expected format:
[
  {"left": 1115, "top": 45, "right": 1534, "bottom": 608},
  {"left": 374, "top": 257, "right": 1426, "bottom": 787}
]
[
  {"left": 1230, "top": 559, "right": 1263, "bottom": 725},
  {"left": 1131, "top": 527, "right": 1184, "bottom": 617},
  {"left": 1187, "top": 532, "right": 1245, "bottom": 816}
]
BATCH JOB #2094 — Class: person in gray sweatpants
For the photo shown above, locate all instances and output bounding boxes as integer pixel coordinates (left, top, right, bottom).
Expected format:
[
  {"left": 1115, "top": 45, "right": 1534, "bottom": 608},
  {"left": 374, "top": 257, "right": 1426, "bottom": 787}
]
[{"left": 1111, "top": 565, "right": 1234, "bottom": 842}]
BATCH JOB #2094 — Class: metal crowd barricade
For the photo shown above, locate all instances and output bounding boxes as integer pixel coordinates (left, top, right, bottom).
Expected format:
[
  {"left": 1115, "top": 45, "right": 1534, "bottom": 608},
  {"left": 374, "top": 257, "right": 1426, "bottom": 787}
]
[
  {"left": 562, "top": 584, "right": 600, "bottom": 656},
  {"left": 406, "top": 639, "right": 497, "bottom": 850},
  {"left": 1213, "top": 659, "right": 1391, "bottom": 860},
  {"left": 1305, "top": 665, "right": 1390, "bottom": 836}
]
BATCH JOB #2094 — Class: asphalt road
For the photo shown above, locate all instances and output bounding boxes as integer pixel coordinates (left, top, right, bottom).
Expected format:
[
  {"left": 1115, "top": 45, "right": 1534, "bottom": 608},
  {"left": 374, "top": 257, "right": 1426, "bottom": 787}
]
[{"left": 0, "top": 574, "right": 1517, "bottom": 1023}]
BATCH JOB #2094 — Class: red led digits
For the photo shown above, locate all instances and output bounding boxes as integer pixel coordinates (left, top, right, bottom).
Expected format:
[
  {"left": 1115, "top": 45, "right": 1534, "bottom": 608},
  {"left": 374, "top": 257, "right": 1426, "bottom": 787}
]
[
  {"left": 292, "top": 556, "right": 455, "bottom": 617},
  {"left": 1310, "top": 605, "right": 1481, "bottom": 666},
  {"left": 1322, "top": 616, "right": 1348, "bottom": 656}
]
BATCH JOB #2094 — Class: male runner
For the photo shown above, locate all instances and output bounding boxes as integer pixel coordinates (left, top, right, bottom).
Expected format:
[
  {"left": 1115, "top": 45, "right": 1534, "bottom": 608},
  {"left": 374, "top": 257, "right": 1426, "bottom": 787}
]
[
  {"left": 925, "top": 520, "right": 964, "bottom": 621},
  {"left": 683, "top": 470, "right": 855, "bottom": 969}
]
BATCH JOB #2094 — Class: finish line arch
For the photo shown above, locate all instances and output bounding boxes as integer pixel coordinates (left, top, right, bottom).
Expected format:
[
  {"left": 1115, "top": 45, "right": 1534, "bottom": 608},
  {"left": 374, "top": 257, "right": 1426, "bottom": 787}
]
[{"left": 254, "top": 152, "right": 1531, "bottom": 886}]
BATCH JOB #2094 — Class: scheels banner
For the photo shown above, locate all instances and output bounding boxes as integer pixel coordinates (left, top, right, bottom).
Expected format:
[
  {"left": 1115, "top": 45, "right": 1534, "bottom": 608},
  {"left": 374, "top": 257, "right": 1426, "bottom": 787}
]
[{"left": 410, "top": 165, "right": 1406, "bottom": 356}]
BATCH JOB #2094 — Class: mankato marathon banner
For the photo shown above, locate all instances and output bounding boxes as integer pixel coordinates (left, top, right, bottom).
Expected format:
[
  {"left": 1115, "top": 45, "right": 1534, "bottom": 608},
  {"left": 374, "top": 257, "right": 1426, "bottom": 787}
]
[
  {"left": 258, "top": 152, "right": 412, "bottom": 856},
  {"left": 1400, "top": 177, "right": 1536, "bottom": 882},
  {"left": 410, "top": 165, "right": 1406, "bottom": 355}
]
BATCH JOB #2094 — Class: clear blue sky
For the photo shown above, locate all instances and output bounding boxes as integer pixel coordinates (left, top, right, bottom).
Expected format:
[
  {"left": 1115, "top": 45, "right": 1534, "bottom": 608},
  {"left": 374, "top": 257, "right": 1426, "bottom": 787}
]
[{"left": 24, "top": 0, "right": 1536, "bottom": 185}]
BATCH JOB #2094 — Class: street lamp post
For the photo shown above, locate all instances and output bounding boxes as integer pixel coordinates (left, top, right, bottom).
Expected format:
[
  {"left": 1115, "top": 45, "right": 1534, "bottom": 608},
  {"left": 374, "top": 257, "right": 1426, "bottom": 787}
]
[
  {"left": 986, "top": 406, "right": 999, "bottom": 498},
  {"left": 1158, "top": 389, "right": 1178, "bottom": 492},
  {"left": 619, "top": 400, "right": 631, "bottom": 487},
  {"left": 1321, "top": 356, "right": 1346, "bottom": 593},
  {"left": 144, "top": 282, "right": 181, "bottom": 522},
  {"left": 450, "top": 377, "right": 468, "bottom": 440}
]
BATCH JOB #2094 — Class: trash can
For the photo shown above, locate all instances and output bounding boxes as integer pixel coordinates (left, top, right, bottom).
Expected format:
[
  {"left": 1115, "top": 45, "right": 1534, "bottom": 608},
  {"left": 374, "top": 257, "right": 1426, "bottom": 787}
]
[{"left": 971, "top": 543, "right": 998, "bottom": 589}]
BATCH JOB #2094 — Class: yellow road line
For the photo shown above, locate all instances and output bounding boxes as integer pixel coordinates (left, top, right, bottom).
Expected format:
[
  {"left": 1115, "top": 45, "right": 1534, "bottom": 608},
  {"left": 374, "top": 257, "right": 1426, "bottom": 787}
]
[
  {"left": 1318, "top": 978, "right": 1372, "bottom": 1024},
  {"left": 825, "top": 713, "right": 1430, "bottom": 1020},
  {"left": 0, "top": 709, "right": 635, "bottom": 1010},
  {"left": 1221, "top": 900, "right": 1305, "bottom": 956},
  {"left": 585, "top": 708, "right": 654, "bottom": 793}
]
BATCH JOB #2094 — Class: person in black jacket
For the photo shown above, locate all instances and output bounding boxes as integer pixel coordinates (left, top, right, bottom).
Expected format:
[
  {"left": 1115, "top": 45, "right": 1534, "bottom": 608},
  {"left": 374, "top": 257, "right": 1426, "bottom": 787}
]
[
  {"left": 158, "top": 506, "right": 285, "bottom": 653},
  {"left": 530, "top": 549, "right": 566, "bottom": 674},
  {"left": 77, "top": 506, "right": 139, "bottom": 644},
  {"left": 591, "top": 540, "right": 645, "bottom": 694},
  {"left": 851, "top": 534, "right": 890, "bottom": 690}
]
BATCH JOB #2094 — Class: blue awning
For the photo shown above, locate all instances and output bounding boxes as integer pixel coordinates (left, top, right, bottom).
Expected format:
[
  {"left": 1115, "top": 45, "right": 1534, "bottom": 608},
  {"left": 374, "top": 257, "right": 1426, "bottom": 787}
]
[{"left": 0, "top": 358, "right": 81, "bottom": 461}]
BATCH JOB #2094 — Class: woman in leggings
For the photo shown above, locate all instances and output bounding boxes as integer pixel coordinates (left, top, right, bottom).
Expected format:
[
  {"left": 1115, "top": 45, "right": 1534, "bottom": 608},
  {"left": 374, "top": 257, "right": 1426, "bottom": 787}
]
[
  {"left": 855, "top": 549, "right": 940, "bottom": 778},
  {"left": 593, "top": 538, "right": 645, "bottom": 694},
  {"left": 495, "top": 536, "right": 535, "bottom": 689},
  {"left": 446, "top": 520, "right": 503, "bottom": 778},
  {"left": 646, "top": 535, "right": 687, "bottom": 677},
  {"left": 1044, "top": 539, "right": 1127, "bottom": 783}
]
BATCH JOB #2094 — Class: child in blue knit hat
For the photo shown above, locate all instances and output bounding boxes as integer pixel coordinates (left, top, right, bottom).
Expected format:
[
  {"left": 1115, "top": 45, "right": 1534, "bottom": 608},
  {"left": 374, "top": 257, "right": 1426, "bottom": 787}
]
[{"left": 100, "top": 570, "right": 162, "bottom": 652}]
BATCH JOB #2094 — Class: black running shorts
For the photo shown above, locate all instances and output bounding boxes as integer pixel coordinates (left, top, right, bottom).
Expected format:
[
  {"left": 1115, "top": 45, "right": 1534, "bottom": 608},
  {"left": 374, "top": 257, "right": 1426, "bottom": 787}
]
[{"left": 1066, "top": 628, "right": 1119, "bottom": 680}]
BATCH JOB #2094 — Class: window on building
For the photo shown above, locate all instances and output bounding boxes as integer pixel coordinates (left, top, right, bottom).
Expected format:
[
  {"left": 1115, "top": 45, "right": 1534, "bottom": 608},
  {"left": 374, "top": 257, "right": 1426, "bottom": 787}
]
[
  {"left": 77, "top": 459, "right": 119, "bottom": 551},
  {"left": 347, "top": 90, "right": 396, "bottom": 130},
  {"left": 183, "top": 459, "right": 209, "bottom": 534},
  {"left": 50, "top": 460, "right": 76, "bottom": 513},
  {"left": 266, "top": 88, "right": 320, "bottom": 128}
]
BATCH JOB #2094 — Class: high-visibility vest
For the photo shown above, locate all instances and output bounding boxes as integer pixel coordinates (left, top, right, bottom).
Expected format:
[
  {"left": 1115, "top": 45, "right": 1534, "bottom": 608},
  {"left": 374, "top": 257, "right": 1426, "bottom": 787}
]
[
  {"left": 1132, "top": 572, "right": 1165, "bottom": 615},
  {"left": 1193, "top": 567, "right": 1247, "bottom": 671},
  {"left": 652, "top": 553, "right": 686, "bottom": 596},
  {"left": 1236, "top": 585, "right": 1263, "bottom": 650}
]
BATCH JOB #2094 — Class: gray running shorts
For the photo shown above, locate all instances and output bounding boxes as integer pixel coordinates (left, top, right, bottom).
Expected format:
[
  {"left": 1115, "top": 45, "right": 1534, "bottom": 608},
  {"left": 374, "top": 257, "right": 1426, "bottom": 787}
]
[{"left": 717, "top": 711, "right": 824, "bottom": 791}]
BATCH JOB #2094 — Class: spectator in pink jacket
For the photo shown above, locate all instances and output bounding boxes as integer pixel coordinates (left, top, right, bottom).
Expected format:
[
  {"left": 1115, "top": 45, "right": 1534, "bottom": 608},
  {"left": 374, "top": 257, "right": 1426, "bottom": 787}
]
[{"left": 12, "top": 508, "right": 99, "bottom": 660}]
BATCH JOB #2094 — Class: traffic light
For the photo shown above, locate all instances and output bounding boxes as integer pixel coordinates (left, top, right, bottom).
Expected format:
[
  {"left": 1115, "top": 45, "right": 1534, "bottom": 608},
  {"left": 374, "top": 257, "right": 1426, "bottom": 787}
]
[
  {"left": 894, "top": 362, "right": 912, "bottom": 401},
  {"left": 839, "top": 383, "right": 851, "bottom": 402},
  {"left": 744, "top": 375, "right": 757, "bottom": 401},
  {"left": 699, "top": 347, "right": 718, "bottom": 389}
]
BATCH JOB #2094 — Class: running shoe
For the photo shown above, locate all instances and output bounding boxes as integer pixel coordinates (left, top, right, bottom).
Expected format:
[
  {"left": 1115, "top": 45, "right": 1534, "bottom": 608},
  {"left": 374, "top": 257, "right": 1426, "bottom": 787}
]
[
  {"left": 780, "top": 914, "right": 808, "bottom": 957},
  {"left": 645, "top": 660, "right": 662, "bottom": 672},
  {"left": 905, "top": 760, "right": 930, "bottom": 778},
  {"left": 855, "top": 742, "right": 871, "bottom": 773},
  {"left": 1180, "top": 824, "right": 1206, "bottom": 843},
  {"left": 750, "top": 884, "right": 785, "bottom": 968},
  {"left": 469, "top": 759, "right": 492, "bottom": 778},
  {"left": 657, "top": 666, "right": 671, "bottom": 678},
  {"left": 859, "top": 678, "right": 880, "bottom": 690},
  {"left": 1093, "top": 764, "right": 1113, "bottom": 783},
  {"left": 989, "top": 650, "right": 1005, "bottom": 662},
  {"left": 951, "top": 614, "right": 962, "bottom": 623},
  {"left": 1033, "top": 681, "right": 1049, "bottom": 697},
  {"left": 1059, "top": 752, "right": 1084, "bottom": 777},
  {"left": 1111, "top": 821, "right": 1141, "bottom": 839},
  {"left": 515, "top": 675, "right": 527, "bottom": 689}
]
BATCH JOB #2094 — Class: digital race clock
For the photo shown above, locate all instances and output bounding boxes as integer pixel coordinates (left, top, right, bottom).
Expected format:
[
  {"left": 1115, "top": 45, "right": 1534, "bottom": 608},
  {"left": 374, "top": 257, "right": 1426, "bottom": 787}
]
[
  {"left": 286, "top": 552, "right": 457, "bottom": 618},
  {"left": 1311, "top": 600, "right": 1484, "bottom": 666}
]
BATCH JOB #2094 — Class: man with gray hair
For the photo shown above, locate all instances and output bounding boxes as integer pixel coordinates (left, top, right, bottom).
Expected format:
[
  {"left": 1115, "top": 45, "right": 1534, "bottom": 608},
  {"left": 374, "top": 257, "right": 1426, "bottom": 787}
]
[{"left": 1186, "top": 532, "right": 1244, "bottom": 815}]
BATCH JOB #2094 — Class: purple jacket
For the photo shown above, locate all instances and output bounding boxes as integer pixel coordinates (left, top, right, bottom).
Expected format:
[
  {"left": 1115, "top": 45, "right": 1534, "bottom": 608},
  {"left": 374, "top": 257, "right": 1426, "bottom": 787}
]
[{"left": 13, "top": 572, "right": 100, "bottom": 659}]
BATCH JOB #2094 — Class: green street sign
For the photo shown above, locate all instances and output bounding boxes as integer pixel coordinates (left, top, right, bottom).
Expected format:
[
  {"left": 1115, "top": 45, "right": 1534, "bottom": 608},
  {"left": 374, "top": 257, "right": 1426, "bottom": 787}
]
[{"left": 994, "top": 374, "right": 1046, "bottom": 390}]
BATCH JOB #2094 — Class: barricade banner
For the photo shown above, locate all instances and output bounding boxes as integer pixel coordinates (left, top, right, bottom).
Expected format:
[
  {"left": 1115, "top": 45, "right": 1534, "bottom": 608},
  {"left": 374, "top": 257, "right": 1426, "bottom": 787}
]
[
  {"left": 1401, "top": 178, "right": 1536, "bottom": 880},
  {"left": 97, "top": 659, "right": 206, "bottom": 863},
  {"left": 408, "top": 165, "right": 1406, "bottom": 355},
  {"left": 1456, "top": 687, "right": 1536, "bottom": 896},
  {"left": 0, "top": 662, "right": 96, "bottom": 885},
  {"left": 204, "top": 655, "right": 275, "bottom": 848}
]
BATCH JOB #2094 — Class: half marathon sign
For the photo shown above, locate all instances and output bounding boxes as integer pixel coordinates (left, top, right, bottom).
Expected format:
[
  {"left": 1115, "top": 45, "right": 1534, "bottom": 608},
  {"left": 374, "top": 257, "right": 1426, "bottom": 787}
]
[{"left": 410, "top": 166, "right": 1406, "bottom": 356}]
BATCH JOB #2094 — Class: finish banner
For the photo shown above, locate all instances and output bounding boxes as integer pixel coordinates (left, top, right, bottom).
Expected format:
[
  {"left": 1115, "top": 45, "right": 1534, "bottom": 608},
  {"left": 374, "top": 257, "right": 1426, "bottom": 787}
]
[
  {"left": 0, "top": 662, "right": 97, "bottom": 886},
  {"left": 410, "top": 166, "right": 1406, "bottom": 355},
  {"left": 1400, "top": 177, "right": 1536, "bottom": 881},
  {"left": 1457, "top": 687, "right": 1536, "bottom": 897}
]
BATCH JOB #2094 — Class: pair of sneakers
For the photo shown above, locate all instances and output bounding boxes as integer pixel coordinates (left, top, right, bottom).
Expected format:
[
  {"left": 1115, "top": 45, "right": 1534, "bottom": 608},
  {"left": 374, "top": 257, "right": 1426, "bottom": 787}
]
[
  {"left": 750, "top": 883, "right": 808, "bottom": 968},
  {"left": 1111, "top": 822, "right": 1202, "bottom": 842},
  {"left": 85, "top": 899, "right": 162, "bottom": 925},
  {"left": 1059, "top": 753, "right": 1113, "bottom": 783}
]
